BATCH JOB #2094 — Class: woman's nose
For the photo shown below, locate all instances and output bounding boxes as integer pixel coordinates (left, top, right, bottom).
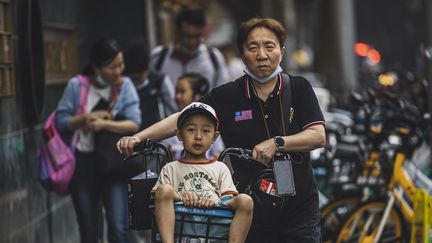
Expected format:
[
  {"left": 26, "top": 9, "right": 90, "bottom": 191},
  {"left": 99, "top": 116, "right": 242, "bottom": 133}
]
[
  {"left": 257, "top": 48, "right": 267, "bottom": 60},
  {"left": 115, "top": 66, "right": 123, "bottom": 76}
]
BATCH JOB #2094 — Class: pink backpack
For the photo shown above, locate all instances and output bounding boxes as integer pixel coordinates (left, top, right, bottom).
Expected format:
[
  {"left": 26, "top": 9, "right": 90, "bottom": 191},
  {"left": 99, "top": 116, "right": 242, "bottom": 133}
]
[{"left": 37, "top": 75, "right": 90, "bottom": 195}]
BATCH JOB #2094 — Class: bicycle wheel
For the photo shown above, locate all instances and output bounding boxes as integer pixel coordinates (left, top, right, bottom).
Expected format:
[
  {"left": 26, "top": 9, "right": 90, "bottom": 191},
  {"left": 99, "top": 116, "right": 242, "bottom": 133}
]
[
  {"left": 321, "top": 197, "right": 361, "bottom": 243},
  {"left": 335, "top": 200, "right": 407, "bottom": 243}
]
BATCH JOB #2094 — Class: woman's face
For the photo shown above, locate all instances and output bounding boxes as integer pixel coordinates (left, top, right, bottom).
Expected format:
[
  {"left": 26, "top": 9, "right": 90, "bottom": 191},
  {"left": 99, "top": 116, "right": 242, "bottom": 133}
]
[
  {"left": 175, "top": 78, "right": 194, "bottom": 110},
  {"left": 97, "top": 52, "right": 125, "bottom": 86},
  {"left": 242, "top": 27, "right": 285, "bottom": 78}
]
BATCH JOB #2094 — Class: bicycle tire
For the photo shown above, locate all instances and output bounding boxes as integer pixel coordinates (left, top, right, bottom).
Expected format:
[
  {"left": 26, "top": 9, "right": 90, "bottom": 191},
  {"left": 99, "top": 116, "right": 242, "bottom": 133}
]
[
  {"left": 334, "top": 199, "right": 407, "bottom": 243},
  {"left": 320, "top": 197, "right": 361, "bottom": 243}
]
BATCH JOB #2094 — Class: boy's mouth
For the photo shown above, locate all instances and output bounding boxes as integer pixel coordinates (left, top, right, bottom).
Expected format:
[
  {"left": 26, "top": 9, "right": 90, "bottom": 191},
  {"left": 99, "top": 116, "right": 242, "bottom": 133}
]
[{"left": 192, "top": 143, "right": 203, "bottom": 149}]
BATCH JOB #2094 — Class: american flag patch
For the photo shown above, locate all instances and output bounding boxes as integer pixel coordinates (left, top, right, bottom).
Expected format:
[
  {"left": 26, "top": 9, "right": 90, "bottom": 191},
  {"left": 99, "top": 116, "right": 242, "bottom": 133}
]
[{"left": 234, "top": 110, "right": 253, "bottom": 122}]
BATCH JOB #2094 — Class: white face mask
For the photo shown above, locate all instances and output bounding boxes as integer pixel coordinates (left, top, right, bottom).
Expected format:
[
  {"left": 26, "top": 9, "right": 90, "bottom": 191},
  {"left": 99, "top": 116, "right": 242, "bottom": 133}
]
[
  {"left": 243, "top": 65, "right": 283, "bottom": 84},
  {"left": 180, "top": 45, "right": 200, "bottom": 58},
  {"left": 96, "top": 74, "right": 109, "bottom": 88}
]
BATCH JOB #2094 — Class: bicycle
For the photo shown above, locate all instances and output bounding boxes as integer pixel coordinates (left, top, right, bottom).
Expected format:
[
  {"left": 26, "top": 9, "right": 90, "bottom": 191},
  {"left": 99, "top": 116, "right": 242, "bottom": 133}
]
[
  {"left": 127, "top": 141, "right": 239, "bottom": 243},
  {"left": 334, "top": 97, "right": 429, "bottom": 243},
  {"left": 319, "top": 91, "right": 397, "bottom": 242}
]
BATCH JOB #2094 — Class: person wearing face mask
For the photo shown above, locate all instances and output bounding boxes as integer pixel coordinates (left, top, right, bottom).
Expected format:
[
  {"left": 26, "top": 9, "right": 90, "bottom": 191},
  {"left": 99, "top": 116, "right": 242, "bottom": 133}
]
[
  {"left": 117, "top": 18, "right": 325, "bottom": 242},
  {"left": 149, "top": 8, "right": 229, "bottom": 89},
  {"left": 55, "top": 39, "right": 141, "bottom": 243}
]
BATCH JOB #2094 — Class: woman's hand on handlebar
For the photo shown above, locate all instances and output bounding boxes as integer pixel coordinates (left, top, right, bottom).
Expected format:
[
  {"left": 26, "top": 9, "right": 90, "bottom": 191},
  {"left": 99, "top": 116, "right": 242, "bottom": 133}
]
[
  {"left": 252, "top": 138, "right": 278, "bottom": 164},
  {"left": 116, "top": 135, "right": 141, "bottom": 156}
]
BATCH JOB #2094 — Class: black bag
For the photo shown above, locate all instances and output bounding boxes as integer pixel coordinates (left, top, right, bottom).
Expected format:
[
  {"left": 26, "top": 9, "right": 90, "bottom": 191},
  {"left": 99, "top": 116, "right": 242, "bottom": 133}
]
[
  {"left": 91, "top": 94, "right": 143, "bottom": 179},
  {"left": 94, "top": 130, "right": 144, "bottom": 179}
]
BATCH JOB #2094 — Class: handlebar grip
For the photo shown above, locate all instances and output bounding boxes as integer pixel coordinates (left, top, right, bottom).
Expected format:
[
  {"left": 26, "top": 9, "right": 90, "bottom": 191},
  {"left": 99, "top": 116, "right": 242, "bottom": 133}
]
[{"left": 133, "top": 138, "right": 152, "bottom": 152}]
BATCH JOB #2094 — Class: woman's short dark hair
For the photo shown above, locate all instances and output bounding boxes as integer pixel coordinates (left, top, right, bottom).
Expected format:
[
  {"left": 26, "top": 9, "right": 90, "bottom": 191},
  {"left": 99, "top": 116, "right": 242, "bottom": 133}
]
[
  {"left": 175, "top": 8, "right": 206, "bottom": 29},
  {"left": 178, "top": 73, "right": 209, "bottom": 97},
  {"left": 81, "top": 38, "right": 122, "bottom": 75},
  {"left": 236, "top": 18, "right": 286, "bottom": 54}
]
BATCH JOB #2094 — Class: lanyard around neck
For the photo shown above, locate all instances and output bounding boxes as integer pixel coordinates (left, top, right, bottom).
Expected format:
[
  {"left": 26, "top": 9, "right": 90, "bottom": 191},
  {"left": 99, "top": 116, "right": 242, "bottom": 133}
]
[{"left": 249, "top": 74, "right": 286, "bottom": 139}]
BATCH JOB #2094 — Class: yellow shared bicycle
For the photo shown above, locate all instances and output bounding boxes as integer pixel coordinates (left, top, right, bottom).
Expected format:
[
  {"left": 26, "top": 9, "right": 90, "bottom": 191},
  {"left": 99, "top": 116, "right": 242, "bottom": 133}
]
[{"left": 335, "top": 98, "right": 431, "bottom": 243}]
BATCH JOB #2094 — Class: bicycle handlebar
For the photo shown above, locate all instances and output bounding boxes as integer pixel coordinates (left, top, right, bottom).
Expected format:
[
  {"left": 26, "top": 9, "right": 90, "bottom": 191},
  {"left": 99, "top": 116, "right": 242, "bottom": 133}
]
[
  {"left": 123, "top": 139, "right": 172, "bottom": 162},
  {"left": 218, "top": 147, "right": 253, "bottom": 161}
]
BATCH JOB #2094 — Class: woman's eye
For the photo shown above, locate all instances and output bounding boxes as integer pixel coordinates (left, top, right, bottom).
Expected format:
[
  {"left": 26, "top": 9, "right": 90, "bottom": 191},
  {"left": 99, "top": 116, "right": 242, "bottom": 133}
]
[
  {"left": 248, "top": 46, "right": 257, "bottom": 52},
  {"left": 266, "top": 45, "right": 275, "bottom": 50}
]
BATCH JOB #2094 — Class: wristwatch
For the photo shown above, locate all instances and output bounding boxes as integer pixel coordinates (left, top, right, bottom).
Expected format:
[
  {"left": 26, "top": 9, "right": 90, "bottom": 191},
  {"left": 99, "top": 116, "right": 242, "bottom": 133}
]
[{"left": 274, "top": 136, "right": 285, "bottom": 151}]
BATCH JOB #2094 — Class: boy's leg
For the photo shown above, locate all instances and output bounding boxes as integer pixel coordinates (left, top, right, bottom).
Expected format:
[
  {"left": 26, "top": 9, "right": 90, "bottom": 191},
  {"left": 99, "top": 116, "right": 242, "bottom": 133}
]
[
  {"left": 154, "top": 185, "right": 180, "bottom": 243},
  {"left": 226, "top": 194, "right": 254, "bottom": 243}
]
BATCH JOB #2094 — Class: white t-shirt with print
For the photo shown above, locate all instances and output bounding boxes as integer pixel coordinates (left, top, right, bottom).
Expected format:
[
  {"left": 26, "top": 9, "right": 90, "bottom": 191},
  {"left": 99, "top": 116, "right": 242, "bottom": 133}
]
[{"left": 152, "top": 160, "right": 237, "bottom": 201}]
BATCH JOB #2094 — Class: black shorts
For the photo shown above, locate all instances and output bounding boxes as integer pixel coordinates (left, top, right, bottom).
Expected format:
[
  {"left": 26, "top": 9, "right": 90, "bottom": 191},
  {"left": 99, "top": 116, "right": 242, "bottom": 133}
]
[{"left": 245, "top": 195, "right": 322, "bottom": 243}]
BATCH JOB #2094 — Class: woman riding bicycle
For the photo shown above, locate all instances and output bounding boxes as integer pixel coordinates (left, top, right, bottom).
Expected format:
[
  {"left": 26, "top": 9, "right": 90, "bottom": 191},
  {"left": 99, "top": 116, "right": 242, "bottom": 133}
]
[{"left": 117, "top": 17, "right": 325, "bottom": 243}]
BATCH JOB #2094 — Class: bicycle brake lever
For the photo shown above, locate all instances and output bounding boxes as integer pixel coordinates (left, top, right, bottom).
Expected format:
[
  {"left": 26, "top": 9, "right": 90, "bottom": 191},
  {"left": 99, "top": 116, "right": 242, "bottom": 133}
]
[{"left": 123, "top": 151, "right": 142, "bottom": 161}]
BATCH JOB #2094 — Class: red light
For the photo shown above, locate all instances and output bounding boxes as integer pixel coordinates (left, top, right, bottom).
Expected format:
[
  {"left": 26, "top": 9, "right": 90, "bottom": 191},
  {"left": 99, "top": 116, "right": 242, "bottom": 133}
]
[
  {"left": 367, "top": 49, "right": 381, "bottom": 64},
  {"left": 354, "top": 43, "right": 369, "bottom": 56}
]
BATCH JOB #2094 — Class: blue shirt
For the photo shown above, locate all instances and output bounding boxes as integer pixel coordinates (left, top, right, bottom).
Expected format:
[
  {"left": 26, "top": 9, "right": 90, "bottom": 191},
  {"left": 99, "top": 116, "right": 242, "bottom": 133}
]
[{"left": 55, "top": 75, "right": 141, "bottom": 132}]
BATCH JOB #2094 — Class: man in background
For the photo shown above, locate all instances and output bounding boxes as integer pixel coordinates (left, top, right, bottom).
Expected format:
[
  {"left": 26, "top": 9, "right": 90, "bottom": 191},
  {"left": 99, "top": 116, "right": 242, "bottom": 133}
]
[{"left": 149, "top": 8, "right": 229, "bottom": 89}]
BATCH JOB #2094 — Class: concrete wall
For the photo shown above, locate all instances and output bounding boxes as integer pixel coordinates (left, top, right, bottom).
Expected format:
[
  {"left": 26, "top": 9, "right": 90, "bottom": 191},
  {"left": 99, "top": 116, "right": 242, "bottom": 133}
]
[{"left": 0, "top": 0, "right": 150, "bottom": 242}]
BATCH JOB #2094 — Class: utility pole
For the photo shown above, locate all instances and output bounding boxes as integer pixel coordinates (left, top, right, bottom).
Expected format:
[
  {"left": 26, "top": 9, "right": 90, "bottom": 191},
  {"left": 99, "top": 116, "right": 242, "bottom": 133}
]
[
  {"left": 316, "top": 0, "right": 358, "bottom": 106},
  {"left": 425, "top": 0, "right": 432, "bottom": 116},
  {"left": 145, "top": 0, "right": 156, "bottom": 49}
]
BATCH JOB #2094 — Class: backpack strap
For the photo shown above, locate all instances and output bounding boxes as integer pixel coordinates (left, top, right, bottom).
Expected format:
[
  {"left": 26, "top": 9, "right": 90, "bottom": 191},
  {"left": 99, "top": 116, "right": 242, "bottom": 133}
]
[
  {"left": 71, "top": 75, "right": 91, "bottom": 147},
  {"left": 208, "top": 47, "right": 220, "bottom": 85},
  {"left": 148, "top": 71, "right": 167, "bottom": 119},
  {"left": 148, "top": 71, "right": 165, "bottom": 96},
  {"left": 76, "top": 74, "right": 90, "bottom": 114},
  {"left": 281, "top": 73, "right": 292, "bottom": 135},
  {"left": 154, "top": 46, "right": 169, "bottom": 71}
]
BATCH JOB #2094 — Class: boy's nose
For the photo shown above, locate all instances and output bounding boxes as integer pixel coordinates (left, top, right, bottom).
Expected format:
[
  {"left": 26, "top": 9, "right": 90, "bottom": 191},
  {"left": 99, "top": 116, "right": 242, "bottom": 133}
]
[{"left": 195, "top": 131, "right": 203, "bottom": 139}]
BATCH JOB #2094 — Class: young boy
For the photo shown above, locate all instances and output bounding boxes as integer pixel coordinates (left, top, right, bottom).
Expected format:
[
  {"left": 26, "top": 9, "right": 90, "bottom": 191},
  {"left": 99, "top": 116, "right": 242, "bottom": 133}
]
[{"left": 152, "top": 102, "right": 253, "bottom": 243}]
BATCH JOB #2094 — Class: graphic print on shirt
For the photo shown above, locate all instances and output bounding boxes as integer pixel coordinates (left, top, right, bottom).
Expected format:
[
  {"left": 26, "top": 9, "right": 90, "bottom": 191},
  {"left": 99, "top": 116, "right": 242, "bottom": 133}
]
[{"left": 177, "top": 171, "right": 219, "bottom": 200}]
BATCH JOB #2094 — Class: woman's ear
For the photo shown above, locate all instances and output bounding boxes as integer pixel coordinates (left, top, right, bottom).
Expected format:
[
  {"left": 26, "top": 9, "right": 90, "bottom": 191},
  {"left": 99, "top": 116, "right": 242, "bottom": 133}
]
[{"left": 280, "top": 46, "right": 286, "bottom": 61}]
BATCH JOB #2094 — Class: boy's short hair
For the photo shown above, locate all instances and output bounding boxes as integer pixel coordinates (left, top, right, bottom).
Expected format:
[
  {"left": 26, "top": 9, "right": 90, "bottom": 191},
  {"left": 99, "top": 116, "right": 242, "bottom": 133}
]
[{"left": 177, "top": 102, "right": 219, "bottom": 130}]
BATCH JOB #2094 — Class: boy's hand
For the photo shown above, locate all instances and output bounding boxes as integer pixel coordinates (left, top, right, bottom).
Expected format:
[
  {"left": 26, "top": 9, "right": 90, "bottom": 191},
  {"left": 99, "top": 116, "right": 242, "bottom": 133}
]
[
  {"left": 179, "top": 191, "right": 198, "bottom": 207},
  {"left": 197, "top": 198, "right": 218, "bottom": 209}
]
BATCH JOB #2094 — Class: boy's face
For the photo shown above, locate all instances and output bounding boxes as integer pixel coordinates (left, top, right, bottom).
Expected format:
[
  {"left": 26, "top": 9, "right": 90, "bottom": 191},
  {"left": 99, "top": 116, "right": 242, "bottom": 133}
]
[{"left": 176, "top": 114, "right": 219, "bottom": 160}]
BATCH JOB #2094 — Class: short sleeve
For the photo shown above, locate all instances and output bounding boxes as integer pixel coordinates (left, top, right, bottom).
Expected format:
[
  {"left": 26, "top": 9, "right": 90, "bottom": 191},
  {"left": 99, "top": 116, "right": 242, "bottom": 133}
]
[
  {"left": 218, "top": 163, "right": 238, "bottom": 196},
  {"left": 151, "top": 165, "right": 172, "bottom": 192},
  {"left": 292, "top": 77, "right": 325, "bottom": 130}
]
